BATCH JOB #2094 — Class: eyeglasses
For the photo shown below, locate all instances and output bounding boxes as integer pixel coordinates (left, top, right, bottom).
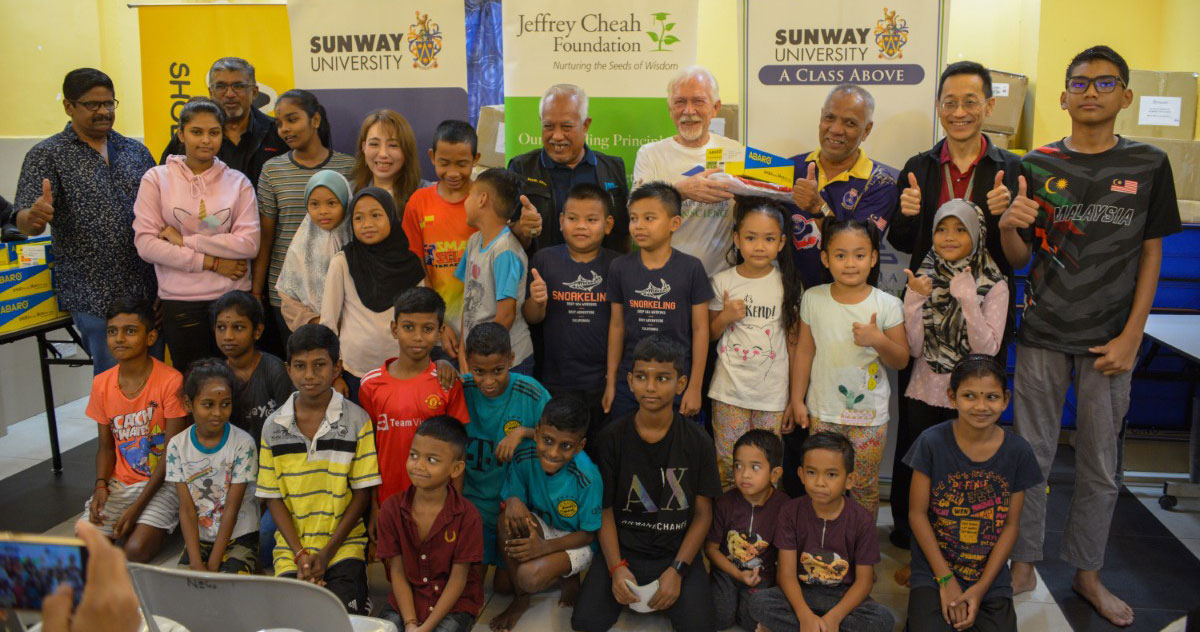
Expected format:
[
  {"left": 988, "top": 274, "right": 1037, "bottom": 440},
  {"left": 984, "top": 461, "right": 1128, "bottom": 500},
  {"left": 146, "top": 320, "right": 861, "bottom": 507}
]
[
  {"left": 209, "top": 82, "right": 251, "bottom": 94},
  {"left": 71, "top": 99, "right": 118, "bottom": 112},
  {"left": 938, "top": 98, "right": 984, "bottom": 113},
  {"left": 1066, "top": 75, "right": 1124, "bottom": 94}
]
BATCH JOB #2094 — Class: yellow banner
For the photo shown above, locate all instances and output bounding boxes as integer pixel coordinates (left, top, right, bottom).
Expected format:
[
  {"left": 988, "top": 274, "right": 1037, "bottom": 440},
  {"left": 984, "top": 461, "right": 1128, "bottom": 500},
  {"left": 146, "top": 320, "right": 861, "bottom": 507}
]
[{"left": 138, "top": 4, "right": 294, "bottom": 159}]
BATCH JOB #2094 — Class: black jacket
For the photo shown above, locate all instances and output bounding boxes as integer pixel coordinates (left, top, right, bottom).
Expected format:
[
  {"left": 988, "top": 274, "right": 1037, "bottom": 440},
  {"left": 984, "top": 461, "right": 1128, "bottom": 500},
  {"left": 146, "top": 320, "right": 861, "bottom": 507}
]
[
  {"left": 887, "top": 136, "right": 1023, "bottom": 345},
  {"left": 508, "top": 148, "right": 630, "bottom": 252},
  {"left": 159, "top": 108, "right": 287, "bottom": 188}
]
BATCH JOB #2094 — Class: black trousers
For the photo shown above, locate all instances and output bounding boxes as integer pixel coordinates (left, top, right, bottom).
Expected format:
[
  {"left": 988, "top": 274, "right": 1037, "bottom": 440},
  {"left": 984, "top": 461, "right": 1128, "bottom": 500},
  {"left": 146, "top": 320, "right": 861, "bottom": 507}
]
[
  {"left": 572, "top": 552, "right": 715, "bottom": 632},
  {"left": 906, "top": 586, "right": 1016, "bottom": 632},
  {"left": 548, "top": 386, "right": 607, "bottom": 460},
  {"left": 282, "top": 559, "right": 369, "bottom": 615},
  {"left": 161, "top": 299, "right": 218, "bottom": 372},
  {"left": 890, "top": 395, "right": 956, "bottom": 544}
]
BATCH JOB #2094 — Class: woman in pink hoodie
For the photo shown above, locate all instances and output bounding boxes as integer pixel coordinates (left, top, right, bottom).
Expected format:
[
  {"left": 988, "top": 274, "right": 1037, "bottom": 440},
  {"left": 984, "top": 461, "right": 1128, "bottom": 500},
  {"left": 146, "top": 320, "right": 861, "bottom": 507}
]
[{"left": 134, "top": 97, "right": 260, "bottom": 372}]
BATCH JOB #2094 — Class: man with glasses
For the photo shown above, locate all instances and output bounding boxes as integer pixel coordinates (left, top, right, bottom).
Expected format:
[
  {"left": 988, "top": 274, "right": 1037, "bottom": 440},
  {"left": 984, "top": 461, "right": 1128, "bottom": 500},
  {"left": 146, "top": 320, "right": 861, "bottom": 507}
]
[
  {"left": 1001, "top": 46, "right": 1180, "bottom": 628},
  {"left": 884, "top": 61, "right": 1022, "bottom": 555},
  {"left": 157, "top": 57, "right": 285, "bottom": 187},
  {"left": 13, "top": 68, "right": 159, "bottom": 374}
]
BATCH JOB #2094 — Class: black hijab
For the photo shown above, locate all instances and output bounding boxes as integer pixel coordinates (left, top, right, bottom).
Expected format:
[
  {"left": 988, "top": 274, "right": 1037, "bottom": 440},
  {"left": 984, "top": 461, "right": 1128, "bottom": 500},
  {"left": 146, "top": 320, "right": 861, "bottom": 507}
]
[{"left": 343, "top": 187, "right": 426, "bottom": 312}]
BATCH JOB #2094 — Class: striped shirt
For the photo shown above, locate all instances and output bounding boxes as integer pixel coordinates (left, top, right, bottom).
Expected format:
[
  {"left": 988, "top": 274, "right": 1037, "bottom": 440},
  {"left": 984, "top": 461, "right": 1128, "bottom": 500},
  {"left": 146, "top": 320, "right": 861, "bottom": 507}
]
[
  {"left": 255, "top": 390, "right": 380, "bottom": 575},
  {"left": 257, "top": 151, "right": 354, "bottom": 306}
]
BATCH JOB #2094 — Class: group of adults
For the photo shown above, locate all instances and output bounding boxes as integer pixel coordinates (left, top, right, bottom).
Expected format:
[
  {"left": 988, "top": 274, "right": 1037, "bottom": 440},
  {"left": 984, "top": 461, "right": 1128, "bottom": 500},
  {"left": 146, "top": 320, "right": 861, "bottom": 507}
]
[{"left": 0, "top": 55, "right": 1133, "bottom": 624}]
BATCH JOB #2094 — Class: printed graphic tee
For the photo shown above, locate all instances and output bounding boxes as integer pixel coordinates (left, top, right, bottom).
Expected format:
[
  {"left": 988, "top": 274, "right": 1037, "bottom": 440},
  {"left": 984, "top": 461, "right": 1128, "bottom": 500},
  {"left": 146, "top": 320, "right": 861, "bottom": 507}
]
[
  {"left": 528, "top": 245, "right": 617, "bottom": 390},
  {"left": 165, "top": 424, "right": 259, "bottom": 542},
  {"left": 707, "top": 488, "right": 791, "bottom": 586},
  {"left": 86, "top": 359, "right": 186, "bottom": 486},
  {"left": 708, "top": 266, "right": 790, "bottom": 411}
]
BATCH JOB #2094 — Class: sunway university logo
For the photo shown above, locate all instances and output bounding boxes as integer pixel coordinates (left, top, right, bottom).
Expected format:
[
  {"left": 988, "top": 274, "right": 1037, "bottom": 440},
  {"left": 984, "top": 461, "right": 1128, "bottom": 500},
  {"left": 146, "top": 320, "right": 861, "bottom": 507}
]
[
  {"left": 646, "top": 12, "right": 679, "bottom": 52},
  {"left": 874, "top": 8, "right": 909, "bottom": 59},
  {"left": 635, "top": 279, "right": 671, "bottom": 300},
  {"left": 564, "top": 271, "right": 603, "bottom": 292},
  {"left": 408, "top": 11, "right": 442, "bottom": 69}
]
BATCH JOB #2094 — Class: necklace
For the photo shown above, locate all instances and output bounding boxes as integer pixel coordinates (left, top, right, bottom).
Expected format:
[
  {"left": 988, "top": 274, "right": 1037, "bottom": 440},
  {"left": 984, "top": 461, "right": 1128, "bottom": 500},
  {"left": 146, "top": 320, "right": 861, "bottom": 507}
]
[{"left": 118, "top": 366, "right": 152, "bottom": 398}]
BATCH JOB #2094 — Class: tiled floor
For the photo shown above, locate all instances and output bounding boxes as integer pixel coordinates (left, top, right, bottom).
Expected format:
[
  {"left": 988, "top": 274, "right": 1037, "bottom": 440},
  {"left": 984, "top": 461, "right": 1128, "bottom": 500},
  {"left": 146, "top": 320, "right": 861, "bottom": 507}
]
[{"left": 2, "top": 398, "right": 1198, "bottom": 631}]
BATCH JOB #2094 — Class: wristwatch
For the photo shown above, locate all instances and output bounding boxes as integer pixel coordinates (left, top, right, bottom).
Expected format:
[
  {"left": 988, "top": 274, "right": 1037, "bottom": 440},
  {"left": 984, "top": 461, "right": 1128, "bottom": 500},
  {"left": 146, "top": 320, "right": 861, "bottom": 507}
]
[{"left": 670, "top": 559, "right": 689, "bottom": 574}]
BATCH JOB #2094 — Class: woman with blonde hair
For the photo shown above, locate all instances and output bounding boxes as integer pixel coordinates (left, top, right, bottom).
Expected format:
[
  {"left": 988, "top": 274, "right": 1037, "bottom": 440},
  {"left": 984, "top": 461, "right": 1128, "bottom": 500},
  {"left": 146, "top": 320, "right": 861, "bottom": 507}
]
[{"left": 351, "top": 108, "right": 427, "bottom": 211}]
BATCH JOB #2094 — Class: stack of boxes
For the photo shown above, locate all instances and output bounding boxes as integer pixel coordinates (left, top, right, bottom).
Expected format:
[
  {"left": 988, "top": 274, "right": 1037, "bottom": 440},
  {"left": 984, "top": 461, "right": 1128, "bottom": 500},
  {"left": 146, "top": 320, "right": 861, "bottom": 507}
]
[
  {"left": 1117, "top": 69, "right": 1200, "bottom": 225},
  {"left": 983, "top": 69, "right": 1029, "bottom": 151},
  {"left": 0, "top": 236, "right": 69, "bottom": 335}
]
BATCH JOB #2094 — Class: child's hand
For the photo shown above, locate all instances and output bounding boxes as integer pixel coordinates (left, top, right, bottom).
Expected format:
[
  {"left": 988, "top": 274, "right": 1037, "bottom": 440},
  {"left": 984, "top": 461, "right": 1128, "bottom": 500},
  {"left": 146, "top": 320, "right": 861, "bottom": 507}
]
[
  {"left": 783, "top": 400, "right": 809, "bottom": 432},
  {"left": 949, "top": 267, "right": 976, "bottom": 301},
  {"left": 798, "top": 610, "right": 826, "bottom": 632},
  {"left": 529, "top": 269, "right": 548, "bottom": 305},
  {"left": 113, "top": 505, "right": 141, "bottom": 540},
  {"left": 610, "top": 565, "right": 638, "bottom": 605},
  {"left": 502, "top": 498, "right": 532, "bottom": 539},
  {"left": 506, "top": 517, "right": 549, "bottom": 563},
  {"left": 214, "top": 257, "right": 248, "bottom": 280},
  {"left": 648, "top": 565, "right": 682, "bottom": 610},
  {"left": 404, "top": 623, "right": 420, "bottom": 632},
  {"left": 187, "top": 557, "right": 206, "bottom": 572},
  {"left": 434, "top": 359, "right": 460, "bottom": 390},
  {"left": 720, "top": 290, "right": 746, "bottom": 323},
  {"left": 680, "top": 383, "right": 702, "bottom": 416},
  {"left": 738, "top": 566, "right": 762, "bottom": 587},
  {"left": 939, "top": 576, "right": 966, "bottom": 626},
  {"left": 333, "top": 376, "right": 350, "bottom": 398},
  {"left": 820, "top": 611, "right": 844, "bottom": 632},
  {"left": 950, "top": 584, "right": 983, "bottom": 630},
  {"left": 158, "top": 225, "right": 183, "bottom": 246},
  {"left": 440, "top": 326, "right": 460, "bottom": 360},
  {"left": 904, "top": 269, "right": 933, "bottom": 296},
  {"left": 601, "top": 381, "right": 615, "bottom": 414},
  {"left": 204, "top": 555, "right": 221, "bottom": 573},
  {"left": 851, "top": 313, "right": 883, "bottom": 348},
  {"left": 495, "top": 430, "right": 523, "bottom": 463},
  {"left": 88, "top": 486, "right": 108, "bottom": 525}
]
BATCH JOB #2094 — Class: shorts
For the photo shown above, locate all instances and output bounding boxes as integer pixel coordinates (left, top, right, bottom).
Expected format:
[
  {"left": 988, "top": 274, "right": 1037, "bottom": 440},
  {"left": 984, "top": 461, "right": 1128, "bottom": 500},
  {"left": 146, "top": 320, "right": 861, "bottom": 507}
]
[
  {"left": 83, "top": 478, "right": 179, "bottom": 536},
  {"left": 178, "top": 532, "right": 259, "bottom": 574},
  {"left": 281, "top": 559, "right": 370, "bottom": 615},
  {"left": 533, "top": 514, "right": 593, "bottom": 577}
]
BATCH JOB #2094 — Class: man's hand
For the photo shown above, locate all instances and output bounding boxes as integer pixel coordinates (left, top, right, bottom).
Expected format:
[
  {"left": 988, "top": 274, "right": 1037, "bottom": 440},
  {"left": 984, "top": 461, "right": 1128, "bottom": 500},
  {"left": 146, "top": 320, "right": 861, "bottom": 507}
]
[
  {"left": 792, "top": 163, "right": 822, "bottom": 214},
  {"left": 676, "top": 169, "right": 733, "bottom": 204},
  {"left": 515, "top": 195, "right": 542, "bottom": 242},
  {"left": 986, "top": 170, "right": 1010, "bottom": 216},
  {"left": 899, "top": 172, "right": 921, "bottom": 217},
  {"left": 17, "top": 179, "right": 54, "bottom": 234},
  {"left": 40, "top": 521, "right": 141, "bottom": 632},
  {"left": 904, "top": 269, "right": 933, "bottom": 297},
  {"left": 999, "top": 175, "right": 1038, "bottom": 230}
]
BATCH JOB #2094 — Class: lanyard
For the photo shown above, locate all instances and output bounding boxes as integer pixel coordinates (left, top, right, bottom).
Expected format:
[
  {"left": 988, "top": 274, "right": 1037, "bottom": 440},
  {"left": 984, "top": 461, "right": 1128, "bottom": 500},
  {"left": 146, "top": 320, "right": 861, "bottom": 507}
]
[{"left": 943, "top": 162, "right": 975, "bottom": 201}]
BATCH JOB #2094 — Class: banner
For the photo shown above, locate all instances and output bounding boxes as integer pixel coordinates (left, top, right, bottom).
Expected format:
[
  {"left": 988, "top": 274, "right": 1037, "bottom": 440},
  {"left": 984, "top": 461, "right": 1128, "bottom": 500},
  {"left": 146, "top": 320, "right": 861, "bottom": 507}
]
[
  {"left": 744, "top": 0, "right": 944, "bottom": 293},
  {"left": 288, "top": 0, "right": 468, "bottom": 180},
  {"left": 138, "top": 4, "right": 294, "bottom": 161},
  {"left": 502, "top": 1, "right": 700, "bottom": 179}
]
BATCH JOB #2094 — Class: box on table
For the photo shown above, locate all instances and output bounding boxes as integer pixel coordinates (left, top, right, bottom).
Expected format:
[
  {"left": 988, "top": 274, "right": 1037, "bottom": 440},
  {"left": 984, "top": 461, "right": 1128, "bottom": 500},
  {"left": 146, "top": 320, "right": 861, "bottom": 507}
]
[
  {"left": 0, "top": 236, "right": 52, "bottom": 268},
  {"left": 0, "top": 264, "right": 55, "bottom": 302},
  {"left": 476, "top": 105, "right": 506, "bottom": 169},
  {"left": 0, "top": 290, "right": 69, "bottom": 335},
  {"left": 705, "top": 145, "right": 795, "bottom": 187},
  {"left": 983, "top": 70, "right": 1028, "bottom": 135},
  {"left": 1115, "top": 70, "right": 1199, "bottom": 140},
  {"left": 1124, "top": 136, "right": 1200, "bottom": 201}
]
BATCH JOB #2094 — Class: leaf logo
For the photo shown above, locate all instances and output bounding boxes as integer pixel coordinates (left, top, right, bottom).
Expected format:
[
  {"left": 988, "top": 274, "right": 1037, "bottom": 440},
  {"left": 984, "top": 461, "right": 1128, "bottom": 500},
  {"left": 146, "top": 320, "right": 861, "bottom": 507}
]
[{"left": 647, "top": 12, "right": 679, "bottom": 51}]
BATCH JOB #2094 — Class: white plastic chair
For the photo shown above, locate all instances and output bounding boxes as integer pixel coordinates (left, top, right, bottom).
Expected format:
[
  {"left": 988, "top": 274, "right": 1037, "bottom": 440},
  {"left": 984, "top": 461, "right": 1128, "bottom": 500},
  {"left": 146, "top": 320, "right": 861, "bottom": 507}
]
[{"left": 125, "top": 563, "right": 397, "bottom": 632}]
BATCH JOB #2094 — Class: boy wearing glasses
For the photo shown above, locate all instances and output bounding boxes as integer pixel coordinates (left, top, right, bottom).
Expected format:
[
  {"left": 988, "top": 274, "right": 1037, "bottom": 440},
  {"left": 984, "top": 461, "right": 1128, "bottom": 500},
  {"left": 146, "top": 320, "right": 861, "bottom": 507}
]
[
  {"left": 885, "top": 61, "right": 1023, "bottom": 554},
  {"left": 999, "top": 46, "right": 1181, "bottom": 628}
]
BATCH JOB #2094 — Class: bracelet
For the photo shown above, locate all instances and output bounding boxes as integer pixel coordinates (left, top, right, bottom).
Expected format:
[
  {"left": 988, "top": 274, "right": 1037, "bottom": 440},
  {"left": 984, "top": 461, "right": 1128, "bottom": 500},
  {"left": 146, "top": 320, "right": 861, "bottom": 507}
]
[
  {"left": 936, "top": 572, "right": 955, "bottom": 587},
  {"left": 609, "top": 559, "right": 629, "bottom": 574},
  {"left": 95, "top": 478, "right": 108, "bottom": 488}
]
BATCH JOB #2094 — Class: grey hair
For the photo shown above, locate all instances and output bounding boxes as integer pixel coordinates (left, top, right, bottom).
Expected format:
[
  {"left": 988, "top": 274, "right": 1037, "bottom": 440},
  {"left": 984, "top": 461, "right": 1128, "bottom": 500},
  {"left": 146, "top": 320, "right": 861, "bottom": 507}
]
[
  {"left": 539, "top": 84, "right": 588, "bottom": 121},
  {"left": 825, "top": 83, "right": 875, "bottom": 121},
  {"left": 667, "top": 65, "right": 720, "bottom": 102},
  {"left": 209, "top": 57, "right": 256, "bottom": 84}
]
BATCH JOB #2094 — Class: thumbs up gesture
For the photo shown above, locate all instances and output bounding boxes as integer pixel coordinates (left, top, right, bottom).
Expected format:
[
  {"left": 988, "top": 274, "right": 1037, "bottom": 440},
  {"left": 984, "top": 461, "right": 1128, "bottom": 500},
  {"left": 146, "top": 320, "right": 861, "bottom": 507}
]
[
  {"left": 999, "top": 175, "right": 1038, "bottom": 230},
  {"left": 721, "top": 290, "right": 746, "bottom": 323},
  {"left": 852, "top": 312, "right": 882, "bottom": 348},
  {"left": 515, "top": 195, "right": 542, "bottom": 242},
  {"left": 18, "top": 179, "right": 55, "bottom": 234},
  {"left": 791, "top": 162, "right": 822, "bottom": 214},
  {"left": 900, "top": 172, "right": 921, "bottom": 217},
  {"left": 904, "top": 269, "right": 933, "bottom": 297},
  {"left": 529, "top": 268, "right": 548, "bottom": 305},
  {"left": 985, "top": 170, "right": 1011, "bottom": 216}
]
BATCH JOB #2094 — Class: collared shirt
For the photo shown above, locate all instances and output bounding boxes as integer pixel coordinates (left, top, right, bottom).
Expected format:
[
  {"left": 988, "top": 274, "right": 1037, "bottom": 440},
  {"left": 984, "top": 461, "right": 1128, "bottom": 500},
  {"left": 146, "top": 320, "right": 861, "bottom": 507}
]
[
  {"left": 15, "top": 124, "right": 158, "bottom": 315},
  {"left": 938, "top": 136, "right": 987, "bottom": 204},
  {"left": 375, "top": 484, "right": 484, "bottom": 621},
  {"left": 256, "top": 390, "right": 381, "bottom": 574},
  {"left": 541, "top": 145, "right": 599, "bottom": 217},
  {"left": 160, "top": 108, "right": 287, "bottom": 187}
]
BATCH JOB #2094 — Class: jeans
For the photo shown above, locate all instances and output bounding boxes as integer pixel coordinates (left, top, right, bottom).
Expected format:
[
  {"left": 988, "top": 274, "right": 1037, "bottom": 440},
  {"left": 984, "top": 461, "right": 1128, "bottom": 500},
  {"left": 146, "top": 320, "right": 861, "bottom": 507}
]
[
  {"left": 71, "top": 310, "right": 165, "bottom": 375},
  {"left": 749, "top": 584, "right": 895, "bottom": 632},
  {"left": 378, "top": 608, "right": 474, "bottom": 631}
]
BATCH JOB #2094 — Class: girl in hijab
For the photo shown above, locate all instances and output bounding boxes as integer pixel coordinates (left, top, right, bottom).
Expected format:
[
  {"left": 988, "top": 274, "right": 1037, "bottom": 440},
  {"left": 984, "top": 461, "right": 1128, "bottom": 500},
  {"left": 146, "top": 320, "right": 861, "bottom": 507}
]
[
  {"left": 276, "top": 170, "right": 354, "bottom": 331},
  {"left": 320, "top": 187, "right": 427, "bottom": 401}
]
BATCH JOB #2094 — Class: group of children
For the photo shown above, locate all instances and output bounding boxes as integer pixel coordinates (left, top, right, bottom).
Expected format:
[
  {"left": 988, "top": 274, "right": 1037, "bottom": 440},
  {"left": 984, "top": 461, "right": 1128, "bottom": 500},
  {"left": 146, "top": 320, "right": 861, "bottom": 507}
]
[{"left": 73, "top": 45, "right": 1178, "bottom": 632}]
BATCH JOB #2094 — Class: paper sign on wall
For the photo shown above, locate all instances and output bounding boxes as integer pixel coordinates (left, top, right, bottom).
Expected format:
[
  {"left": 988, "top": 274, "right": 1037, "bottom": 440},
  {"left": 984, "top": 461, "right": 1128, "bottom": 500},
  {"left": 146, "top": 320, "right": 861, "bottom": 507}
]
[{"left": 1138, "top": 96, "right": 1183, "bottom": 127}]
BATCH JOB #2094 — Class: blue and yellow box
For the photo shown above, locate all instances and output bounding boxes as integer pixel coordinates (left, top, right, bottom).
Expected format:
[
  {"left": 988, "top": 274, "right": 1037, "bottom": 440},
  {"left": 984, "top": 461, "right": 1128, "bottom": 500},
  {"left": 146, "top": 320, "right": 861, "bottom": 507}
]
[
  {"left": 1, "top": 236, "right": 53, "bottom": 268},
  {"left": 0, "top": 290, "right": 68, "bottom": 334},
  {"left": 705, "top": 146, "right": 795, "bottom": 187},
  {"left": 0, "top": 263, "right": 54, "bottom": 301}
]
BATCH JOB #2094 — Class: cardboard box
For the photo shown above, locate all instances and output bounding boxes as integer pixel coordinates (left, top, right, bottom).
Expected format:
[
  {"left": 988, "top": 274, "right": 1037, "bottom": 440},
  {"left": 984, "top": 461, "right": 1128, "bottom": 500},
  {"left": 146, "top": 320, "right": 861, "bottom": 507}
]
[
  {"left": 985, "top": 132, "right": 1013, "bottom": 150},
  {"left": 1180, "top": 199, "right": 1200, "bottom": 225},
  {"left": 0, "top": 236, "right": 51, "bottom": 268},
  {"left": 476, "top": 104, "right": 506, "bottom": 168},
  {"left": 1125, "top": 136, "right": 1200, "bottom": 201},
  {"left": 712, "top": 104, "right": 740, "bottom": 141},
  {"left": 983, "top": 70, "right": 1028, "bottom": 135},
  {"left": 0, "top": 264, "right": 54, "bottom": 302},
  {"left": 0, "top": 290, "right": 69, "bottom": 335},
  {"left": 1115, "top": 70, "right": 1199, "bottom": 140},
  {"left": 705, "top": 145, "right": 795, "bottom": 187}
]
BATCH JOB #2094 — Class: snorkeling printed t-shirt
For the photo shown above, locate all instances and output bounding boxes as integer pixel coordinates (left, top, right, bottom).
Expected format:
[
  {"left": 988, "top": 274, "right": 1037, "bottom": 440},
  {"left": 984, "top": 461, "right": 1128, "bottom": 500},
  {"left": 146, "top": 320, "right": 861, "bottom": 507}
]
[{"left": 86, "top": 358, "right": 186, "bottom": 485}]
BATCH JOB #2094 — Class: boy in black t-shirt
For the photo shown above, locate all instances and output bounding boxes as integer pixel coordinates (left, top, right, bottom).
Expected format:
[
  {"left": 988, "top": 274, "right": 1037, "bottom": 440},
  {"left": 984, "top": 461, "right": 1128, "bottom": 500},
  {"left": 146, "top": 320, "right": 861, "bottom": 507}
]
[
  {"left": 573, "top": 335, "right": 721, "bottom": 632},
  {"left": 998, "top": 46, "right": 1181, "bottom": 628},
  {"left": 524, "top": 183, "right": 618, "bottom": 452},
  {"left": 602, "top": 182, "right": 714, "bottom": 420}
]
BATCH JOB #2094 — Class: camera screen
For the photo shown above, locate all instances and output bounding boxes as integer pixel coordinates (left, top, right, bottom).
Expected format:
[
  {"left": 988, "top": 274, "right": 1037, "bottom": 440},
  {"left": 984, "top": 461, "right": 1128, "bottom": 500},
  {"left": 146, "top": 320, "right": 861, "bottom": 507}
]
[{"left": 0, "top": 540, "right": 86, "bottom": 610}]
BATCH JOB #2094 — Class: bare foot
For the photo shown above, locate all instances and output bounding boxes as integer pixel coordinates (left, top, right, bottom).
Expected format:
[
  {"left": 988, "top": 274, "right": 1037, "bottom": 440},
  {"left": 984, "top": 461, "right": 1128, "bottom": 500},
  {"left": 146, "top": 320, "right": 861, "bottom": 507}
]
[
  {"left": 1072, "top": 570, "right": 1134, "bottom": 627},
  {"left": 1010, "top": 561, "right": 1037, "bottom": 595},
  {"left": 893, "top": 563, "right": 910, "bottom": 587},
  {"left": 489, "top": 593, "right": 531, "bottom": 632},
  {"left": 559, "top": 574, "right": 581, "bottom": 607}
]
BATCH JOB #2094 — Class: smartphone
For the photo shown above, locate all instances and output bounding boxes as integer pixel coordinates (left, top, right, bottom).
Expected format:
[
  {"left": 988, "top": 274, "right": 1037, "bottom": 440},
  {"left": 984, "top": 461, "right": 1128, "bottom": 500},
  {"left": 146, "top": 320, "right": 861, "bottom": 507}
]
[{"left": 0, "top": 534, "right": 87, "bottom": 611}]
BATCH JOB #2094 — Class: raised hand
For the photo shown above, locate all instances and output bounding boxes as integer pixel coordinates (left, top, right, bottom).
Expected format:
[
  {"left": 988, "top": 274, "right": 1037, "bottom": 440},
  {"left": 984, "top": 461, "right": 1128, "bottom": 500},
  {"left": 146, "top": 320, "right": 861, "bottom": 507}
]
[
  {"left": 851, "top": 313, "right": 882, "bottom": 348},
  {"left": 999, "top": 175, "right": 1038, "bottom": 230},
  {"left": 900, "top": 172, "right": 921, "bottom": 217},
  {"left": 792, "top": 163, "right": 822, "bottom": 214},
  {"left": 904, "top": 269, "right": 933, "bottom": 297},
  {"left": 19, "top": 178, "right": 55, "bottom": 234},
  {"left": 985, "top": 170, "right": 1010, "bottom": 216},
  {"left": 529, "top": 268, "right": 548, "bottom": 305}
]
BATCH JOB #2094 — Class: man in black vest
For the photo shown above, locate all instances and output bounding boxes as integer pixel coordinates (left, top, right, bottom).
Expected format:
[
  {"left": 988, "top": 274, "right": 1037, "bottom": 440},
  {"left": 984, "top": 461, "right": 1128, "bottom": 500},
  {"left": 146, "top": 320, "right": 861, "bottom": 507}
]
[
  {"left": 508, "top": 84, "right": 630, "bottom": 252},
  {"left": 157, "top": 57, "right": 286, "bottom": 187}
]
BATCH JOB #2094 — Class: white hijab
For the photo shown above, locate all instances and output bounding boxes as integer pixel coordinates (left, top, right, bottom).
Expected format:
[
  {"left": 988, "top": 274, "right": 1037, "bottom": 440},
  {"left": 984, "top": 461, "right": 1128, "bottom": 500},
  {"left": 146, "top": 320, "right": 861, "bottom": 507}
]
[{"left": 275, "top": 170, "right": 353, "bottom": 311}]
